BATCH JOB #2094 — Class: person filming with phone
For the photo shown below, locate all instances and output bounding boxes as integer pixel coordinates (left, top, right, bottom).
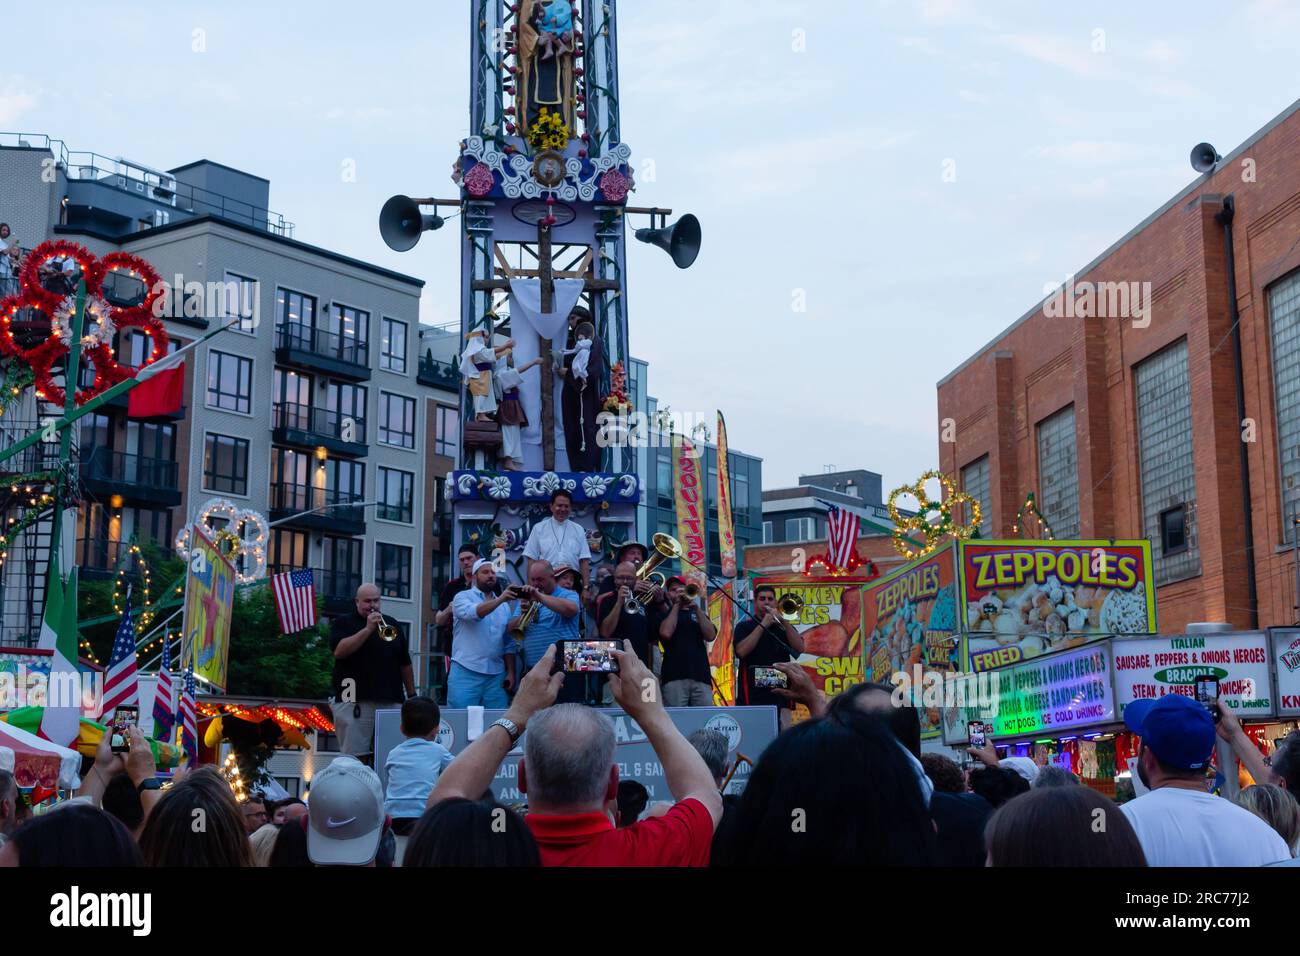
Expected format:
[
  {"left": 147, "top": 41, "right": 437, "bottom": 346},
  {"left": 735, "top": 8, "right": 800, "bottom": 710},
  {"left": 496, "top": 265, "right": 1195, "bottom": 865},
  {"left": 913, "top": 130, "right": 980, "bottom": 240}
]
[
  {"left": 734, "top": 585, "right": 804, "bottom": 729},
  {"left": 448, "top": 560, "right": 518, "bottom": 708}
]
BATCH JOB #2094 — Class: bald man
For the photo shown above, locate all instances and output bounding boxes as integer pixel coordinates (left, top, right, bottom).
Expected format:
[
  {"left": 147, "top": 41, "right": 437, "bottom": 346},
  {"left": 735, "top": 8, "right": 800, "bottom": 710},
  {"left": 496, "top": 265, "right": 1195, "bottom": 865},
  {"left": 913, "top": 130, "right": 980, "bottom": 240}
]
[{"left": 329, "top": 583, "right": 415, "bottom": 762}]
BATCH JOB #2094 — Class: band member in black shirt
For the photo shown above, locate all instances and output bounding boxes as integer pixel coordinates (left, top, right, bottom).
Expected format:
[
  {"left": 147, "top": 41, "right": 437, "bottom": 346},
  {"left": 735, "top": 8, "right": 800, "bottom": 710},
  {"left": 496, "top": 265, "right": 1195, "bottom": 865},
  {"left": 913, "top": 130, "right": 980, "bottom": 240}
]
[
  {"left": 329, "top": 583, "right": 415, "bottom": 764},
  {"left": 734, "top": 584, "right": 805, "bottom": 729},
  {"left": 658, "top": 576, "right": 717, "bottom": 706}
]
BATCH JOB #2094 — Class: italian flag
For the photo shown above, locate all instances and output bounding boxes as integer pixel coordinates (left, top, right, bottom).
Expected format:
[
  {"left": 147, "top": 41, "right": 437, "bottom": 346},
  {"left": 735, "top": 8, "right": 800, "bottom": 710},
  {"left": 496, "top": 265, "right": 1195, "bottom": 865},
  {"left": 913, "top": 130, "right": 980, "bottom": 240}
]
[{"left": 36, "top": 553, "right": 81, "bottom": 748}]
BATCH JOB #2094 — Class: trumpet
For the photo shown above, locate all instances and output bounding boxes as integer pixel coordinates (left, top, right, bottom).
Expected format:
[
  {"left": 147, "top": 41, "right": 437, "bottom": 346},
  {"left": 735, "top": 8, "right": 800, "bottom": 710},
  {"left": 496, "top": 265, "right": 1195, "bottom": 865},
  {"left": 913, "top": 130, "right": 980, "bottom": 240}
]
[
  {"left": 377, "top": 615, "right": 400, "bottom": 642},
  {"left": 509, "top": 589, "right": 540, "bottom": 640},
  {"left": 777, "top": 593, "right": 804, "bottom": 623},
  {"left": 684, "top": 581, "right": 703, "bottom": 601}
]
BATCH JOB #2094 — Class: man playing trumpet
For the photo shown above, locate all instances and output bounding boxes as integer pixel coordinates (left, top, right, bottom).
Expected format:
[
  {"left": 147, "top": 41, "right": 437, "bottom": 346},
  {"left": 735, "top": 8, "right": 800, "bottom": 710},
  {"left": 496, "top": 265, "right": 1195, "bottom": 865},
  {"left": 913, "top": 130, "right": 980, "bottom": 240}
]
[
  {"left": 507, "top": 560, "right": 584, "bottom": 702},
  {"left": 658, "top": 576, "right": 717, "bottom": 707},
  {"left": 330, "top": 583, "right": 416, "bottom": 764},
  {"left": 734, "top": 585, "right": 805, "bottom": 729}
]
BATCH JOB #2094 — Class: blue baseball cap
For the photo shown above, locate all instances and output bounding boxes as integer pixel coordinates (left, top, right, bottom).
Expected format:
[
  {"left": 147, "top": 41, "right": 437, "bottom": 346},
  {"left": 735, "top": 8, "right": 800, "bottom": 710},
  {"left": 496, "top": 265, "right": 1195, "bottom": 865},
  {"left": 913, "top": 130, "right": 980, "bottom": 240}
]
[{"left": 1123, "top": 694, "right": 1216, "bottom": 770}]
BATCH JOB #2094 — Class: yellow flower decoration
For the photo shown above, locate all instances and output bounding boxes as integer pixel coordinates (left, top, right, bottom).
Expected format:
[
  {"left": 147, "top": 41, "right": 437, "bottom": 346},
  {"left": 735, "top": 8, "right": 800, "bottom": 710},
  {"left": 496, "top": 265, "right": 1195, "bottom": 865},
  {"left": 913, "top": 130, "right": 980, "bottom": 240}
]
[{"left": 887, "top": 470, "right": 982, "bottom": 561}]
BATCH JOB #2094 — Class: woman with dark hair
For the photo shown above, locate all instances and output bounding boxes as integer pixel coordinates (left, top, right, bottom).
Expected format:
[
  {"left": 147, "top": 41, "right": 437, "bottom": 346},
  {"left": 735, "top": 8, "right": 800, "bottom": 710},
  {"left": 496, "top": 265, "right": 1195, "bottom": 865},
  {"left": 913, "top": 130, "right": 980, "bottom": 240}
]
[
  {"left": 403, "top": 797, "right": 540, "bottom": 867},
  {"left": 985, "top": 785, "right": 1147, "bottom": 867},
  {"left": 0, "top": 803, "right": 143, "bottom": 867},
  {"left": 714, "top": 711, "right": 938, "bottom": 866},
  {"left": 269, "top": 817, "right": 313, "bottom": 867},
  {"left": 138, "top": 766, "right": 253, "bottom": 866}
]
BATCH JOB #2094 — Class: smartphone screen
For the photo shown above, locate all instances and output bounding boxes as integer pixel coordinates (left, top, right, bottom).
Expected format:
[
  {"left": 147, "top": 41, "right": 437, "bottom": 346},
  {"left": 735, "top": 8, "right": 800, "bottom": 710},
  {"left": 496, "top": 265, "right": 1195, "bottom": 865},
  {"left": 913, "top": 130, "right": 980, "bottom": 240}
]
[
  {"left": 752, "top": 666, "right": 788, "bottom": 689},
  {"left": 111, "top": 706, "right": 138, "bottom": 753},
  {"left": 1194, "top": 676, "right": 1219, "bottom": 719},
  {"left": 967, "top": 721, "right": 986, "bottom": 749},
  {"left": 559, "top": 640, "right": 622, "bottom": 673}
]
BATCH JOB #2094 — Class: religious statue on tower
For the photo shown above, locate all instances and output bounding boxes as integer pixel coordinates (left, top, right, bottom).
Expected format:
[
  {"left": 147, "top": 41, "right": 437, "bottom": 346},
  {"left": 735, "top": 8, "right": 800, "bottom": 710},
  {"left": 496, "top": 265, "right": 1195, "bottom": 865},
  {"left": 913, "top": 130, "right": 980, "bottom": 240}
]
[
  {"left": 518, "top": 0, "right": 577, "bottom": 134},
  {"left": 460, "top": 319, "right": 515, "bottom": 420},
  {"left": 496, "top": 350, "right": 544, "bottom": 471},
  {"left": 560, "top": 306, "right": 604, "bottom": 472}
]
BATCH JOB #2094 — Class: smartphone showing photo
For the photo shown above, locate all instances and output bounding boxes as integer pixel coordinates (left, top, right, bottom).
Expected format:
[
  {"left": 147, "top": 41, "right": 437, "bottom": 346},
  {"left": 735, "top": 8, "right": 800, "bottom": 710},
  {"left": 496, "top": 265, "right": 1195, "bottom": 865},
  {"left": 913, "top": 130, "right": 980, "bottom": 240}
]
[
  {"left": 111, "top": 705, "right": 138, "bottom": 753},
  {"left": 967, "top": 720, "right": 987, "bottom": 750},
  {"left": 1194, "top": 675, "right": 1220, "bottom": 719},
  {"left": 558, "top": 639, "right": 623, "bottom": 673},
  {"left": 752, "top": 666, "right": 789, "bottom": 689}
]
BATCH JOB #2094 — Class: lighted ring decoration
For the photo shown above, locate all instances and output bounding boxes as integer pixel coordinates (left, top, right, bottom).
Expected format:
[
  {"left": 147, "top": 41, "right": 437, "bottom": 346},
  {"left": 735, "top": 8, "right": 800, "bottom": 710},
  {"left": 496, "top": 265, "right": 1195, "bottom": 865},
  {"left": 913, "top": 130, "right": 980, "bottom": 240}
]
[
  {"left": 0, "top": 240, "right": 170, "bottom": 406},
  {"left": 174, "top": 498, "right": 269, "bottom": 584}
]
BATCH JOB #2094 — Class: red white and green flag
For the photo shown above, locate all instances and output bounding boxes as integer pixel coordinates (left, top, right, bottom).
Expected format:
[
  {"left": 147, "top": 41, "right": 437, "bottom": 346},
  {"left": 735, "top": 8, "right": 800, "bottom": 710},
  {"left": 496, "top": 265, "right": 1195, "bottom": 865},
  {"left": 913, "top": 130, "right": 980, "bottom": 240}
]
[{"left": 35, "top": 554, "right": 82, "bottom": 748}]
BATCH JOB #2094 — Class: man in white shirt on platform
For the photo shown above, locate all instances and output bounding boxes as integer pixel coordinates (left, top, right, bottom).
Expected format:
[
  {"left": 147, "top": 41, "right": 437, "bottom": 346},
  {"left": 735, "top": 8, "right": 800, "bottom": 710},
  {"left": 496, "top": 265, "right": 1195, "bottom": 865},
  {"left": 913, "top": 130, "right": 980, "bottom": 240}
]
[
  {"left": 1119, "top": 694, "right": 1290, "bottom": 867},
  {"left": 523, "top": 489, "right": 590, "bottom": 587}
]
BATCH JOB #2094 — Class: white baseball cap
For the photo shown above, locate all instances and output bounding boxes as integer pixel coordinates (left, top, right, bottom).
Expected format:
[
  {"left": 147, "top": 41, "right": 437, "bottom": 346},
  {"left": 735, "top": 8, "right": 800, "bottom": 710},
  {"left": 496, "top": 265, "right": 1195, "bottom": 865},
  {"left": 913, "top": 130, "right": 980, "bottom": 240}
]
[{"left": 306, "top": 756, "right": 385, "bottom": 866}]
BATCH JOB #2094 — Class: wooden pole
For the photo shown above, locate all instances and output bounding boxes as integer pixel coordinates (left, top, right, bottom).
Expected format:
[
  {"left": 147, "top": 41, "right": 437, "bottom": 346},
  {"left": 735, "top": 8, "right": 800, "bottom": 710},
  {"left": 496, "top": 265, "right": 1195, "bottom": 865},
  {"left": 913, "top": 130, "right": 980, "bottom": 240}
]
[{"left": 538, "top": 222, "right": 556, "bottom": 472}]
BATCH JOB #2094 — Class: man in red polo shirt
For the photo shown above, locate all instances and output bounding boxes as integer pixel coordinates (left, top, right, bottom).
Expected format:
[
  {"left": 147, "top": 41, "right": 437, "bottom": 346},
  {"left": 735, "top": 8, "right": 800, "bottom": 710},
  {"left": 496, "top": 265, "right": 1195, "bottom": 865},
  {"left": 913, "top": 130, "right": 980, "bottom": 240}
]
[{"left": 428, "top": 644, "right": 722, "bottom": 866}]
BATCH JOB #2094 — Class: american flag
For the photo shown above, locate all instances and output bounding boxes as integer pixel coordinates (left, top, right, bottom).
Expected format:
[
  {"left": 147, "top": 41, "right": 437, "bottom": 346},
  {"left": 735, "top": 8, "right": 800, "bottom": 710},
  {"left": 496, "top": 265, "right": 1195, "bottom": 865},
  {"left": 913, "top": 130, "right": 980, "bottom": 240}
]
[
  {"left": 99, "top": 591, "right": 139, "bottom": 720},
  {"left": 152, "top": 636, "right": 176, "bottom": 743},
  {"left": 179, "top": 666, "right": 198, "bottom": 762},
  {"left": 824, "top": 502, "right": 860, "bottom": 570},
  {"left": 271, "top": 568, "right": 317, "bottom": 635}
]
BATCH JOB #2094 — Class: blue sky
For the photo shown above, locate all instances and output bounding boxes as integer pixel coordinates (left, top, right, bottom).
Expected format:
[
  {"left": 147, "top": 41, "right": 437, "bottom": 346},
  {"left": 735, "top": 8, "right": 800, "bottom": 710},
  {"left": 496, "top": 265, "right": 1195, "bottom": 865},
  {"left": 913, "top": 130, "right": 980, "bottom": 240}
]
[{"left": 3, "top": 0, "right": 1298, "bottom": 490}]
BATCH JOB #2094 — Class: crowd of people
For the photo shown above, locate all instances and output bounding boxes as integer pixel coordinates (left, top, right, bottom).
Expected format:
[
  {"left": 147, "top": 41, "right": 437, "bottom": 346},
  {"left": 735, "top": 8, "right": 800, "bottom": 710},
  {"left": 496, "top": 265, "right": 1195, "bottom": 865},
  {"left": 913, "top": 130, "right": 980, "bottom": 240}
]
[{"left": 1, "top": 635, "right": 1297, "bottom": 867}]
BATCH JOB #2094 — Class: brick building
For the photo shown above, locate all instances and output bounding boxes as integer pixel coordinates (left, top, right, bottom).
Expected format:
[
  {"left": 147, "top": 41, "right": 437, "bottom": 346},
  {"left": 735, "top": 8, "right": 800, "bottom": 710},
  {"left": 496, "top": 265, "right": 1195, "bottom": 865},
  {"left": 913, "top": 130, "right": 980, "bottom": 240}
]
[{"left": 937, "top": 98, "right": 1300, "bottom": 635}]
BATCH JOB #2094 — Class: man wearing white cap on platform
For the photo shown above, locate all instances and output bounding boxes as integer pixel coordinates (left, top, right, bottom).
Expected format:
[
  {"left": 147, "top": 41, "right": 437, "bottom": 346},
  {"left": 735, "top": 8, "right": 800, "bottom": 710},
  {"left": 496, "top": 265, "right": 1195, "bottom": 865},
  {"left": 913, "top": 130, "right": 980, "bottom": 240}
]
[
  {"left": 306, "top": 756, "right": 387, "bottom": 866},
  {"left": 448, "top": 558, "right": 519, "bottom": 707}
]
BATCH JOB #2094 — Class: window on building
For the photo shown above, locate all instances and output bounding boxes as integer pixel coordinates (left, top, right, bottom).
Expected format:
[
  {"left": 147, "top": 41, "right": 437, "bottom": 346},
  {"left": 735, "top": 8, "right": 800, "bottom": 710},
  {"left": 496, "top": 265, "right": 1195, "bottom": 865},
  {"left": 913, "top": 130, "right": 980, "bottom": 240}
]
[
  {"left": 325, "top": 381, "right": 367, "bottom": 440},
  {"left": 960, "top": 455, "right": 992, "bottom": 538},
  {"left": 435, "top": 405, "right": 458, "bottom": 457},
  {"left": 762, "top": 520, "right": 773, "bottom": 544},
  {"left": 330, "top": 303, "right": 369, "bottom": 346},
  {"left": 657, "top": 450, "right": 673, "bottom": 505},
  {"left": 376, "top": 543, "right": 412, "bottom": 599},
  {"left": 785, "top": 517, "right": 815, "bottom": 541},
  {"left": 323, "top": 536, "right": 362, "bottom": 600},
  {"left": 206, "top": 350, "right": 252, "bottom": 414},
  {"left": 1159, "top": 505, "right": 1187, "bottom": 556},
  {"left": 733, "top": 461, "right": 749, "bottom": 513},
  {"left": 1135, "top": 340, "right": 1199, "bottom": 582},
  {"left": 270, "top": 529, "right": 309, "bottom": 570},
  {"left": 224, "top": 272, "right": 258, "bottom": 334},
  {"left": 377, "top": 467, "right": 414, "bottom": 523},
  {"left": 379, "top": 392, "right": 416, "bottom": 448},
  {"left": 1268, "top": 270, "right": 1300, "bottom": 544},
  {"left": 1036, "top": 406, "right": 1079, "bottom": 539},
  {"left": 381, "top": 317, "right": 408, "bottom": 373},
  {"left": 276, "top": 288, "right": 316, "bottom": 331},
  {"left": 124, "top": 328, "right": 177, "bottom": 369},
  {"left": 203, "top": 434, "right": 249, "bottom": 495}
]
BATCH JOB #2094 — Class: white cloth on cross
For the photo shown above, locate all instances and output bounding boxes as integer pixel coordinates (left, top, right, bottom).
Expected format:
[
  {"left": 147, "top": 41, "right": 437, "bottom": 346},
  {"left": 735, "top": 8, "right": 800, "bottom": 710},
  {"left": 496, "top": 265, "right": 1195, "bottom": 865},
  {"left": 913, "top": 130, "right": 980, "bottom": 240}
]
[{"left": 508, "top": 277, "right": 586, "bottom": 340}]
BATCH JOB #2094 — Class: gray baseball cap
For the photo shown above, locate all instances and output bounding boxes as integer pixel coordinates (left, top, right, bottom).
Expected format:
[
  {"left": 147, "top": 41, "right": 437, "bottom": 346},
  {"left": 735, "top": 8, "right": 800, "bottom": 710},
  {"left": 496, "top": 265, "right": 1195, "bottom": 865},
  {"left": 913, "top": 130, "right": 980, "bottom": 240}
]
[{"left": 306, "top": 756, "right": 385, "bottom": 866}]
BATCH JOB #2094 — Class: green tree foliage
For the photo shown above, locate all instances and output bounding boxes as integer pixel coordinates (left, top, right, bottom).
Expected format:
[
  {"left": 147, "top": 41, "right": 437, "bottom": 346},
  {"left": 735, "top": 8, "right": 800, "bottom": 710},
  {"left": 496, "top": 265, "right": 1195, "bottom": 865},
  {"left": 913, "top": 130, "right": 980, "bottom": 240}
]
[{"left": 225, "top": 585, "right": 333, "bottom": 699}]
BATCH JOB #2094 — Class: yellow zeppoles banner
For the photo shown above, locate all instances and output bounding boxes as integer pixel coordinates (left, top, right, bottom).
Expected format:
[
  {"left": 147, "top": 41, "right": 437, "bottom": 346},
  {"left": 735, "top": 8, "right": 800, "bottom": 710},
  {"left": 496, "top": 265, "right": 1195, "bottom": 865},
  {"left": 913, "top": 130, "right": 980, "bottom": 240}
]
[
  {"left": 182, "top": 526, "right": 237, "bottom": 691},
  {"left": 716, "top": 411, "right": 736, "bottom": 578},
  {"left": 707, "top": 583, "right": 736, "bottom": 705},
  {"left": 959, "top": 540, "right": 1156, "bottom": 673},
  {"left": 673, "top": 434, "right": 708, "bottom": 594}
]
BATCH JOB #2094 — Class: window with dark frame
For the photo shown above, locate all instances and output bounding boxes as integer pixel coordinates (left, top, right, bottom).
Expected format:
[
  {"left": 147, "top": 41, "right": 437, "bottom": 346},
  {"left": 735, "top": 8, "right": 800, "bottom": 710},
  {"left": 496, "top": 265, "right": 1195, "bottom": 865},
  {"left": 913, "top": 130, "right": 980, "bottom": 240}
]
[
  {"left": 379, "top": 391, "right": 416, "bottom": 448},
  {"left": 381, "top": 317, "right": 408, "bottom": 373},
  {"left": 206, "top": 350, "right": 252, "bottom": 414},
  {"left": 225, "top": 273, "right": 258, "bottom": 334},
  {"left": 435, "top": 405, "right": 458, "bottom": 457},
  {"left": 203, "top": 434, "right": 249, "bottom": 496},
  {"left": 376, "top": 543, "right": 412, "bottom": 599},
  {"left": 1159, "top": 504, "right": 1187, "bottom": 556},
  {"left": 377, "top": 466, "right": 414, "bottom": 523}
]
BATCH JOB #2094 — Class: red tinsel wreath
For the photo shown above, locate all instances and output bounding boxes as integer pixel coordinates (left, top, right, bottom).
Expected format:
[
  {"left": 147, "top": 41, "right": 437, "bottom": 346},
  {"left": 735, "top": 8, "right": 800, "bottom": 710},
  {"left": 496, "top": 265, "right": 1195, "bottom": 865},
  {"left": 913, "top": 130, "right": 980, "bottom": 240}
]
[{"left": 0, "top": 240, "right": 170, "bottom": 407}]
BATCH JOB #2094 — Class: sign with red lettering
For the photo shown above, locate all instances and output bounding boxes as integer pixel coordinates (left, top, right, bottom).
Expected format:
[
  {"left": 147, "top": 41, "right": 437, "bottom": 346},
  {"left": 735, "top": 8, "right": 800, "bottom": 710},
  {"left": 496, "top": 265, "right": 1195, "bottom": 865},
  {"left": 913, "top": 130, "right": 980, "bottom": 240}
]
[
  {"left": 1112, "top": 631, "right": 1275, "bottom": 719},
  {"left": 960, "top": 540, "right": 1156, "bottom": 673},
  {"left": 1270, "top": 628, "right": 1300, "bottom": 717}
]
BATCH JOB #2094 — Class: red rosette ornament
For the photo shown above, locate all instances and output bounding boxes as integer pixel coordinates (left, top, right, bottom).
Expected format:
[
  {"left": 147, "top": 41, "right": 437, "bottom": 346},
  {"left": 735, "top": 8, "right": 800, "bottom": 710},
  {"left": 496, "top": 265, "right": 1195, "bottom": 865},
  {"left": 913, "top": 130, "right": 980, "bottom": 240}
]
[{"left": 599, "top": 168, "right": 630, "bottom": 203}]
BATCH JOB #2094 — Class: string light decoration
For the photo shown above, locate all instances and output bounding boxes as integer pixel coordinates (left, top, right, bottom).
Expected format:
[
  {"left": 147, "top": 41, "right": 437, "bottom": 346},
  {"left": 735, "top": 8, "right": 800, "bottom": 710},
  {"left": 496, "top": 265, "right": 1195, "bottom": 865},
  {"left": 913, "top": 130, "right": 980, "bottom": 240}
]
[
  {"left": 887, "top": 470, "right": 982, "bottom": 561},
  {"left": 111, "top": 543, "right": 156, "bottom": 634},
  {"left": 221, "top": 751, "right": 247, "bottom": 803},
  {"left": 0, "top": 472, "right": 58, "bottom": 569},
  {"left": 803, "top": 552, "right": 879, "bottom": 579},
  {"left": 0, "top": 240, "right": 169, "bottom": 406},
  {"left": 174, "top": 498, "right": 269, "bottom": 583},
  {"left": 0, "top": 362, "right": 34, "bottom": 418},
  {"left": 1012, "top": 491, "right": 1055, "bottom": 540}
]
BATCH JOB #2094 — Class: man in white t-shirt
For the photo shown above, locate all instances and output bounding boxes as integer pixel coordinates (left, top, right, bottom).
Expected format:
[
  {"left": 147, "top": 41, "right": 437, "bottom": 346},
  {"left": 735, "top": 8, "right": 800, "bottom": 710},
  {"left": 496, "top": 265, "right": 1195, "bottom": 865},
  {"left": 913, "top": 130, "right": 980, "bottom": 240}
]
[
  {"left": 522, "top": 489, "right": 590, "bottom": 587},
  {"left": 1120, "top": 694, "right": 1290, "bottom": 867}
]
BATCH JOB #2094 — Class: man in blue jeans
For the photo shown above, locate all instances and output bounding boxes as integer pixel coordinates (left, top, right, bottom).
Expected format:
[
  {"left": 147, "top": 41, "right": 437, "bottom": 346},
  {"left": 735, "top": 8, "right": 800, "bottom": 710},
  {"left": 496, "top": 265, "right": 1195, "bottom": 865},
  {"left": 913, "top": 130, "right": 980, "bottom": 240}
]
[{"left": 448, "top": 559, "right": 518, "bottom": 707}]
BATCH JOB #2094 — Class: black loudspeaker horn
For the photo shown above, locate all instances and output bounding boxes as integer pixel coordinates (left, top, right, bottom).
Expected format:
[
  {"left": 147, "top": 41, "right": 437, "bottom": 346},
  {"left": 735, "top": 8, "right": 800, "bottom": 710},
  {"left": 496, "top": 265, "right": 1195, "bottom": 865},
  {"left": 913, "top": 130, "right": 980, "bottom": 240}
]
[
  {"left": 634, "top": 213, "right": 701, "bottom": 269},
  {"left": 379, "top": 195, "right": 444, "bottom": 252},
  {"left": 1190, "top": 142, "right": 1220, "bottom": 174}
]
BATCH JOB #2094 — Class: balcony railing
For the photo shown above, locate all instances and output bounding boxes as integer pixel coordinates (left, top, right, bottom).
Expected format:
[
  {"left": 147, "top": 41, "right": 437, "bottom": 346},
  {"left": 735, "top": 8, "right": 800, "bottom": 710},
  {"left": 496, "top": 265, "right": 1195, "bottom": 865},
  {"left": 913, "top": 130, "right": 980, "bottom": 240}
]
[
  {"left": 76, "top": 537, "right": 130, "bottom": 573},
  {"left": 272, "top": 402, "right": 366, "bottom": 447},
  {"left": 268, "top": 482, "right": 367, "bottom": 534},
  {"left": 80, "top": 449, "right": 178, "bottom": 493},
  {"left": 417, "top": 352, "right": 459, "bottom": 390},
  {"left": 275, "top": 322, "right": 368, "bottom": 371}
]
